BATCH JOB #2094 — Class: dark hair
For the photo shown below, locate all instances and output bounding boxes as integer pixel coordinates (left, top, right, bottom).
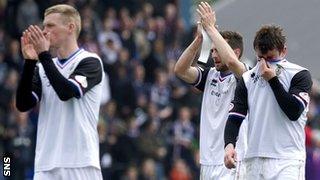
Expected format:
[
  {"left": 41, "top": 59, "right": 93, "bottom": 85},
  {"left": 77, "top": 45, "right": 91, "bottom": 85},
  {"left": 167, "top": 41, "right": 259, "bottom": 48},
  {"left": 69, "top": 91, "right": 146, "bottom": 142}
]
[
  {"left": 253, "top": 24, "right": 286, "bottom": 54},
  {"left": 220, "top": 31, "right": 244, "bottom": 58}
]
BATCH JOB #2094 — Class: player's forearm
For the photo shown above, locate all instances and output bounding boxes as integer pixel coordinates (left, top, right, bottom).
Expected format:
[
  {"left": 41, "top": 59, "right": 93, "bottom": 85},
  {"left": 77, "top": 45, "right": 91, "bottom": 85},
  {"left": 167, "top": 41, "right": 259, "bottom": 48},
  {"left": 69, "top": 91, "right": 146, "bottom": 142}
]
[
  {"left": 206, "top": 26, "right": 245, "bottom": 77},
  {"left": 16, "top": 60, "right": 38, "bottom": 111},
  {"left": 174, "top": 37, "right": 201, "bottom": 79},
  {"left": 224, "top": 77, "right": 248, "bottom": 147},
  {"left": 38, "top": 51, "right": 80, "bottom": 101},
  {"left": 224, "top": 115, "right": 244, "bottom": 147},
  {"left": 268, "top": 76, "right": 304, "bottom": 121}
]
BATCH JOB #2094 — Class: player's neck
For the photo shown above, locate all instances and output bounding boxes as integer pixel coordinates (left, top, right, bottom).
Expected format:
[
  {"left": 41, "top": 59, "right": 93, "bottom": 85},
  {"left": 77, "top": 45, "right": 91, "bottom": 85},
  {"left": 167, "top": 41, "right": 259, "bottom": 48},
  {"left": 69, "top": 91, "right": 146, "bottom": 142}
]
[
  {"left": 56, "top": 40, "right": 79, "bottom": 59},
  {"left": 220, "top": 70, "right": 232, "bottom": 77}
]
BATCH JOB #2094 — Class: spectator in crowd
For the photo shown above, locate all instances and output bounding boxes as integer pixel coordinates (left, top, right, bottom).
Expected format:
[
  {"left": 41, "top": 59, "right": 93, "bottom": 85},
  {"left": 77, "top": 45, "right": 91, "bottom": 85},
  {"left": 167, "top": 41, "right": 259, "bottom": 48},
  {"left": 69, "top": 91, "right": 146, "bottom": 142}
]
[
  {"left": 4, "top": 39, "right": 23, "bottom": 71},
  {"left": 5, "top": 111, "right": 35, "bottom": 180},
  {"left": 169, "top": 159, "right": 192, "bottom": 180},
  {"left": 98, "top": 17, "right": 122, "bottom": 65},
  {"left": 16, "top": 0, "right": 40, "bottom": 34},
  {"left": 139, "top": 158, "right": 157, "bottom": 180},
  {"left": 169, "top": 106, "right": 195, "bottom": 164}
]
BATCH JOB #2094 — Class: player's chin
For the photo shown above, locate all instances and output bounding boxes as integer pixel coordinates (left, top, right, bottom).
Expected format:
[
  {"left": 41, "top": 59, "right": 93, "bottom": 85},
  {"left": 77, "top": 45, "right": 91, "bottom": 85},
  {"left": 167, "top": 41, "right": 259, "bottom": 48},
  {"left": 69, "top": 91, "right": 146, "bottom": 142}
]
[
  {"left": 50, "top": 42, "right": 58, "bottom": 48},
  {"left": 216, "top": 64, "right": 229, "bottom": 72},
  {"left": 215, "top": 64, "right": 222, "bottom": 71},
  {"left": 49, "top": 38, "right": 58, "bottom": 47}
]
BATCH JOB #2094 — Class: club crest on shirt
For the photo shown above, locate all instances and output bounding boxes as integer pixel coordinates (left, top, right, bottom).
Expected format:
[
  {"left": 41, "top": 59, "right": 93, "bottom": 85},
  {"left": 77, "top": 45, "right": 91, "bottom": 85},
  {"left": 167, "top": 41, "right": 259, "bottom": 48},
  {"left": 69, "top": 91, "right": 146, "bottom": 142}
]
[
  {"left": 275, "top": 64, "right": 284, "bottom": 76},
  {"left": 227, "top": 77, "right": 232, "bottom": 83},
  {"left": 75, "top": 75, "right": 88, "bottom": 88}
]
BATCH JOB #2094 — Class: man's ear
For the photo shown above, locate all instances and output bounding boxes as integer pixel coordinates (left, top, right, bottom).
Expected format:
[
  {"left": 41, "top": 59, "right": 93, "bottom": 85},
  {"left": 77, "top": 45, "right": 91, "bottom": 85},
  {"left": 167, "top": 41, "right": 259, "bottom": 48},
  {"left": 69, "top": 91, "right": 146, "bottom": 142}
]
[
  {"left": 69, "top": 23, "right": 76, "bottom": 34},
  {"left": 233, "top": 48, "right": 241, "bottom": 59},
  {"left": 280, "top": 46, "right": 287, "bottom": 58}
]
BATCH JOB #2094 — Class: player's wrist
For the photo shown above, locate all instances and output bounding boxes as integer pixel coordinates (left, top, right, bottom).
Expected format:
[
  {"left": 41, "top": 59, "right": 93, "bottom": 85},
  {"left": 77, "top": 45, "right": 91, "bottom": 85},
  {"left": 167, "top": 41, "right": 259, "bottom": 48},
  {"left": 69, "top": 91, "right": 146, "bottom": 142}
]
[
  {"left": 225, "top": 143, "right": 235, "bottom": 151},
  {"left": 267, "top": 75, "right": 278, "bottom": 83},
  {"left": 38, "top": 51, "right": 52, "bottom": 63},
  {"left": 24, "top": 59, "right": 37, "bottom": 68}
]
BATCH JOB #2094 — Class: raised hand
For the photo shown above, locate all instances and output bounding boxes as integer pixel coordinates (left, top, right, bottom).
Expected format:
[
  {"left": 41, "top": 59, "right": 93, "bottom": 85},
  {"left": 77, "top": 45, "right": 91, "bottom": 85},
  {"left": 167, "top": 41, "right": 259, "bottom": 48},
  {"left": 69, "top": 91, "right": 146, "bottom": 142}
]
[
  {"left": 259, "top": 58, "right": 276, "bottom": 81},
  {"left": 196, "top": 2, "right": 216, "bottom": 30},
  {"left": 224, "top": 143, "right": 237, "bottom": 169},
  {"left": 28, "top": 25, "right": 50, "bottom": 55},
  {"left": 21, "top": 30, "right": 38, "bottom": 60}
]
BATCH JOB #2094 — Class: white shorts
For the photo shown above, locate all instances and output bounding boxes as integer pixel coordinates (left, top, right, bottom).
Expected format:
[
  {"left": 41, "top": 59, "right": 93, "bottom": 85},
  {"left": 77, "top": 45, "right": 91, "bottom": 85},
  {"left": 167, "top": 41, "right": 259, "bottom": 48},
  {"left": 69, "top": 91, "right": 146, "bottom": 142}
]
[
  {"left": 200, "top": 161, "right": 246, "bottom": 180},
  {"left": 233, "top": 160, "right": 246, "bottom": 180},
  {"left": 245, "top": 157, "right": 305, "bottom": 180},
  {"left": 34, "top": 167, "right": 103, "bottom": 180}
]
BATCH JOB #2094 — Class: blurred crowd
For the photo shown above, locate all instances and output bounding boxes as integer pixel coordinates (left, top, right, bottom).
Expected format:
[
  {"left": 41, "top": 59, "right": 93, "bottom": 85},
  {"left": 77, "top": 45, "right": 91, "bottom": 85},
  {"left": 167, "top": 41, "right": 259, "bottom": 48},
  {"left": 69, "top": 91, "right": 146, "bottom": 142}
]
[{"left": 0, "top": 0, "right": 319, "bottom": 179}]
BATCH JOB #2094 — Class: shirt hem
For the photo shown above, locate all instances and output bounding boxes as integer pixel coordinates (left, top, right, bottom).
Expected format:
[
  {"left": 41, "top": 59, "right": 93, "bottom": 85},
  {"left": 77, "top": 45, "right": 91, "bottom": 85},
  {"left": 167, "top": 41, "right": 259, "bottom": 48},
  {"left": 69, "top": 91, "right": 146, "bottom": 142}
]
[
  {"left": 245, "top": 153, "right": 305, "bottom": 161},
  {"left": 35, "top": 163, "right": 101, "bottom": 172}
]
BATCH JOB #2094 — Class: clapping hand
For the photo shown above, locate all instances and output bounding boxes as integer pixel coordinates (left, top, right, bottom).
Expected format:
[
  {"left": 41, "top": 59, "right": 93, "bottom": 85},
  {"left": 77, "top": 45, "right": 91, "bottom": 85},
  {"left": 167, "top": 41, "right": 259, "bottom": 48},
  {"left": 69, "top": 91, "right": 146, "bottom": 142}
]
[
  {"left": 196, "top": 2, "right": 217, "bottom": 30},
  {"left": 27, "top": 25, "right": 50, "bottom": 55},
  {"left": 20, "top": 30, "right": 38, "bottom": 60}
]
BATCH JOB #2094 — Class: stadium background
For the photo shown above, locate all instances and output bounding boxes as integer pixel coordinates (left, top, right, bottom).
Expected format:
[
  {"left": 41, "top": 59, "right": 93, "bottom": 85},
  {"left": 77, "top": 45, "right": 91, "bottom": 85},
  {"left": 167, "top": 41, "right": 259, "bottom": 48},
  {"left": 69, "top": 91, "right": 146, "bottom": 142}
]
[{"left": 0, "top": 0, "right": 319, "bottom": 179}]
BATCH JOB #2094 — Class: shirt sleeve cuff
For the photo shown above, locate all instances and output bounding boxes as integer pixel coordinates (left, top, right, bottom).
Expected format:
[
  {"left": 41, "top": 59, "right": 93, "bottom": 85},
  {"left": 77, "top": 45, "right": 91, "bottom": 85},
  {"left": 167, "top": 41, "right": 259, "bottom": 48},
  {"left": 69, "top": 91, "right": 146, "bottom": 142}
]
[
  {"left": 268, "top": 76, "right": 281, "bottom": 89},
  {"left": 38, "top": 51, "right": 52, "bottom": 62}
]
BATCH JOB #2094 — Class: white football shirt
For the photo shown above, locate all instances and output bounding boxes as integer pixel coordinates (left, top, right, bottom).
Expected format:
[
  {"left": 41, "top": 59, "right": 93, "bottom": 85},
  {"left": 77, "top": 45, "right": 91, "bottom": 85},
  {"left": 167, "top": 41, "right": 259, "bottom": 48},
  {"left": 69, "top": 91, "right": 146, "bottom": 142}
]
[
  {"left": 35, "top": 49, "right": 104, "bottom": 171},
  {"left": 195, "top": 66, "right": 247, "bottom": 165},
  {"left": 236, "top": 59, "right": 310, "bottom": 160}
]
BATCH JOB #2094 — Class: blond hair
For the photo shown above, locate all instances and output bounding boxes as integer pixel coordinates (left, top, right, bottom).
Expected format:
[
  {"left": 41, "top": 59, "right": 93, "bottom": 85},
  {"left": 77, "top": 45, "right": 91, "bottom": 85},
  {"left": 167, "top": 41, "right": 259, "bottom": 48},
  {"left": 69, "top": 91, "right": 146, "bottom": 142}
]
[{"left": 45, "top": 4, "right": 81, "bottom": 37}]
